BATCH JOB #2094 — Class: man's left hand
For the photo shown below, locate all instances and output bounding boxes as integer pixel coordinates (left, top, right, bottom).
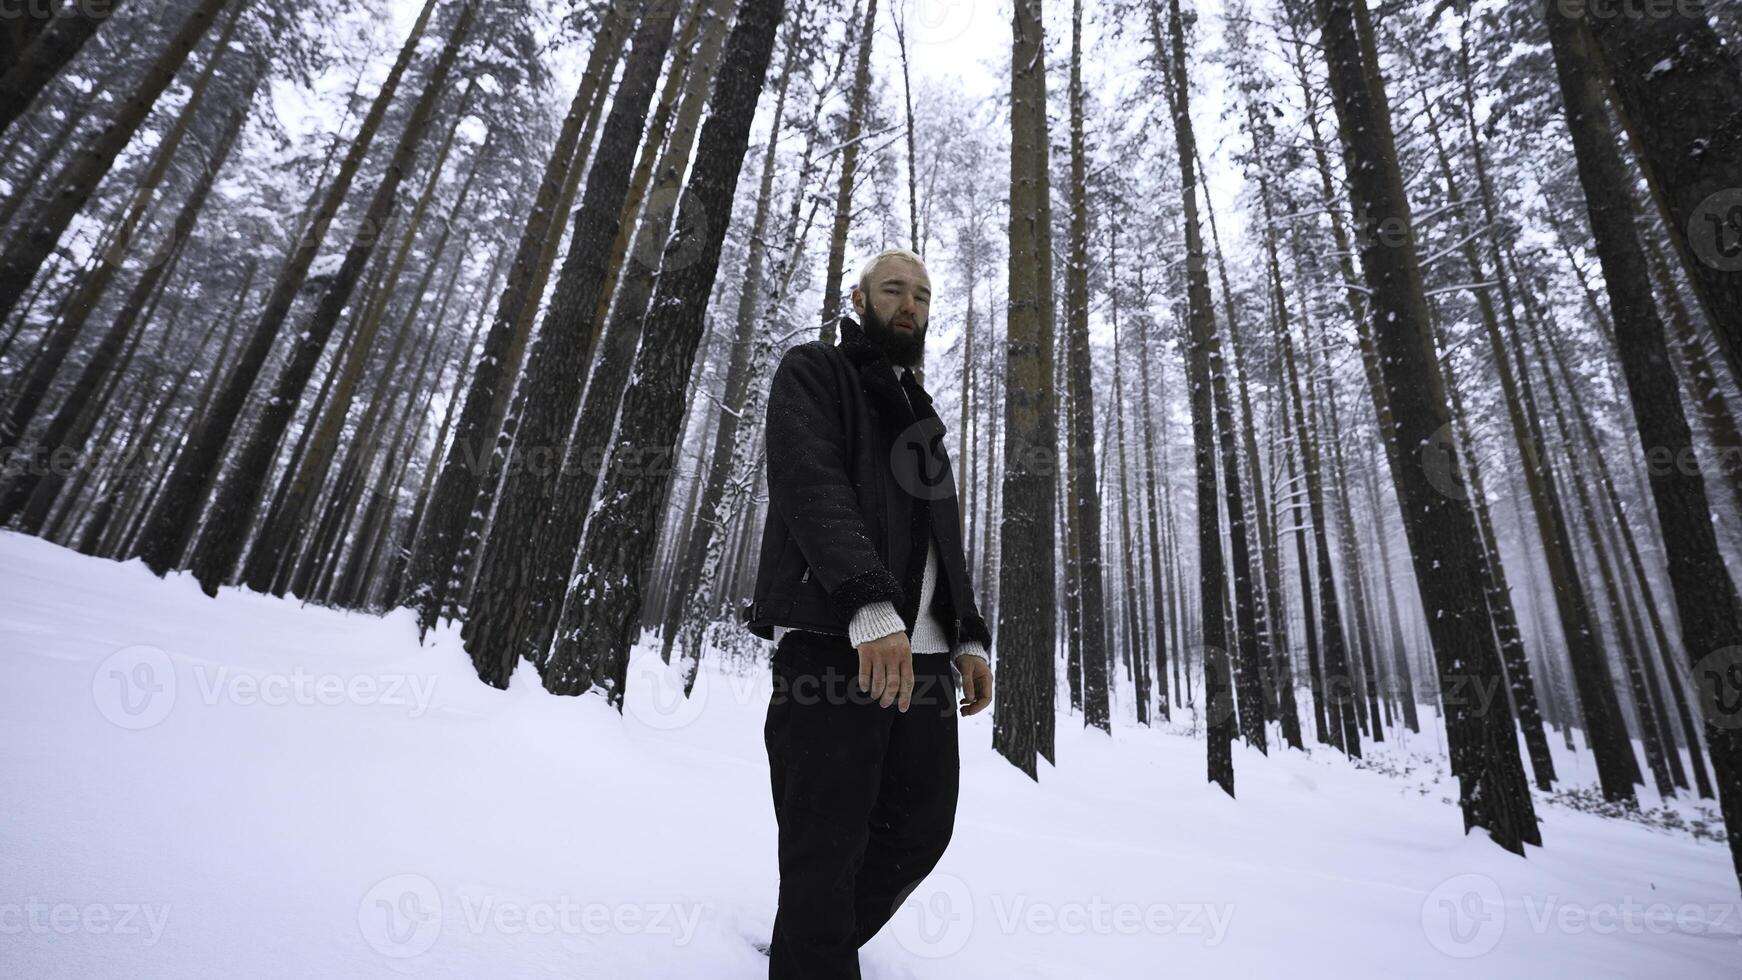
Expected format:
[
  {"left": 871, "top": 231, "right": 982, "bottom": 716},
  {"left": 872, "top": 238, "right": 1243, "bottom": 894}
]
[{"left": 955, "top": 655, "right": 992, "bottom": 716}]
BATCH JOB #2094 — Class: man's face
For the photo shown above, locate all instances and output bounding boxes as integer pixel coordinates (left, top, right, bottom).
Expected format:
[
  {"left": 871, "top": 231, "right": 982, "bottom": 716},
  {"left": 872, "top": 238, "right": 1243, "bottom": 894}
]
[{"left": 851, "top": 257, "right": 930, "bottom": 365}]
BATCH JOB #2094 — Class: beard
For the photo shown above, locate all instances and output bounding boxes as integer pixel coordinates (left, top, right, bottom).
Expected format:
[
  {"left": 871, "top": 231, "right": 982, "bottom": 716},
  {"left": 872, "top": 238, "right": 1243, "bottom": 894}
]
[{"left": 860, "top": 302, "right": 926, "bottom": 366}]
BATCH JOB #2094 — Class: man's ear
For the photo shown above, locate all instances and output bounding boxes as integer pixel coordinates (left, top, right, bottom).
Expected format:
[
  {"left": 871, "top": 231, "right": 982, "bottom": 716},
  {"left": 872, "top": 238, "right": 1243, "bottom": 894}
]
[{"left": 850, "top": 285, "right": 863, "bottom": 316}]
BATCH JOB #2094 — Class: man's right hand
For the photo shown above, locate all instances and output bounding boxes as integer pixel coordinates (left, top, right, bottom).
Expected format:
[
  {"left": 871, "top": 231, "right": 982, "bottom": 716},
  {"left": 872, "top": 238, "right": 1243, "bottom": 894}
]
[{"left": 856, "top": 632, "right": 914, "bottom": 712}]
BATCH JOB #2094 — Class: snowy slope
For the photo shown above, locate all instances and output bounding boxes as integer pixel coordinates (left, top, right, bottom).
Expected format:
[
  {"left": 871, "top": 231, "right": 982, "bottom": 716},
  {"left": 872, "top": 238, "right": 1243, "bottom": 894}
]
[{"left": 1, "top": 528, "right": 1736, "bottom": 978}]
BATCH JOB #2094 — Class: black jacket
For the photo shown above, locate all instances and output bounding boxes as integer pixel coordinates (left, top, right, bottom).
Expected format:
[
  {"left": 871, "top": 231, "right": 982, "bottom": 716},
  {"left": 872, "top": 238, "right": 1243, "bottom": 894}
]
[{"left": 741, "top": 315, "right": 992, "bottom": 652}]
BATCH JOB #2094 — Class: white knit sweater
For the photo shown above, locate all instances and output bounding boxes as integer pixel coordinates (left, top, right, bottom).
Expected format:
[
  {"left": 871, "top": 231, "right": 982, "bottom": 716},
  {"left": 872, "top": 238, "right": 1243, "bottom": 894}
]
[{"left": 772, "top": 363, "right": 988, "bottom": 668}]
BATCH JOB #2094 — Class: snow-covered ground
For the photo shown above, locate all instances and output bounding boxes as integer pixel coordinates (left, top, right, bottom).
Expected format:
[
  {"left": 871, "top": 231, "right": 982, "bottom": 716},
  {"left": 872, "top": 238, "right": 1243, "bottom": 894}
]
[{"left": 2, "top": 528, "right": 1737, "bottom": 978}]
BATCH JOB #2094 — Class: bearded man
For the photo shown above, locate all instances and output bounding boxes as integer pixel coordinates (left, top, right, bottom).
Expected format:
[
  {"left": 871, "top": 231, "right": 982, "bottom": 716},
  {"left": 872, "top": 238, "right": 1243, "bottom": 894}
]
[{"left": 743, "top": 247, "right": 994, "bottom": 977}]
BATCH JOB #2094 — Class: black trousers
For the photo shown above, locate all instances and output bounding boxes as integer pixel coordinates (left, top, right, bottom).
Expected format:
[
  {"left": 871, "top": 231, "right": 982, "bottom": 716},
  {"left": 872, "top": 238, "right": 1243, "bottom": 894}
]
[{"left": 763, "top": 631, "right": 960, "bottom": 979}]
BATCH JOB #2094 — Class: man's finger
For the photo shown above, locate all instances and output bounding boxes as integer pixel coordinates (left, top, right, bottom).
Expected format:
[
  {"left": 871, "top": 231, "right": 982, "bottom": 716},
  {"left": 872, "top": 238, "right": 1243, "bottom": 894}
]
[
  {"left": 859, "top": 647, "right": 872, "bottom": 693},
  {"left": 871, "top": 655, "right": 887, "bottom": 701},
  {"left": 898, "top": 657, "right": 914, "bottom": 712}
]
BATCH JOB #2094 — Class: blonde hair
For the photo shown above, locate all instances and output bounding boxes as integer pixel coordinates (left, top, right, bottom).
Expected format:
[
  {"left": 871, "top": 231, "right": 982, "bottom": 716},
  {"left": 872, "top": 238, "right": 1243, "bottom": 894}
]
[{"left": 856, "top": 247, "right": 927, "bottom": 293}]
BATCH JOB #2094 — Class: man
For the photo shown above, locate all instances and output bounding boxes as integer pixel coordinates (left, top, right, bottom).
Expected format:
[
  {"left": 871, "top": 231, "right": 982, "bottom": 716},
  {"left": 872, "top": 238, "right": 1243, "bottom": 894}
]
[{"left": 742, "top": 246, "right": 994, "bottom": 977}]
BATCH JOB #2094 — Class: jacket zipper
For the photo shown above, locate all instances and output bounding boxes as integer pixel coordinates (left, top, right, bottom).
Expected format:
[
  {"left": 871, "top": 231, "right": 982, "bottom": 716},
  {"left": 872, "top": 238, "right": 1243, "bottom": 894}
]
[{"left": 802, "top": 566, "right": 811, "bottom": 583}]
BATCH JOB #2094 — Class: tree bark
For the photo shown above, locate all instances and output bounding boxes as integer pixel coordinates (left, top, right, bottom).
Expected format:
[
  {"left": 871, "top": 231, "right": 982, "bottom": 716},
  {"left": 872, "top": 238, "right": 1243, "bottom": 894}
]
[
  {"left": 1586, "top": 5, "right": 1742, "bottom": 384},
  {"left": 182, "top": 0, "right": 476, "bottom": 598},
  {"left": 396, "top": 0, "right": 630, "bottom": 632},
  {"left": 0, "top": 0, "right": 127, "bottom": 139},
  {"left": 1311, "top": 0, "right": 1537, "bottom": 853},
  {"left": 992, "top": 0, "right": 1059, "bottom": 780},
  {"left": 817, "top": 0, "right": 875, "bottom": 341},
  {"left": 458, "top": 0, "right": 682, "bottom": 687},
  {"left": 536, "top": 0, "right": 789, "bottom": 702},
  {"left": 1545, "top": 1, "right": 1742, "bottom": 888},
  {"left": 131, "top": 0, "right": 439, "bottom": 578}
]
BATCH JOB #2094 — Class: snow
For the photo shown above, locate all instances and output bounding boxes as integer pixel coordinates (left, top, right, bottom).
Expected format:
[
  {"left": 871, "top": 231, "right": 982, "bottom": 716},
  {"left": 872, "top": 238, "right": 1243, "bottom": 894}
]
[{"left": 2, "top": 528, "right": 1737, "bottom": 978}]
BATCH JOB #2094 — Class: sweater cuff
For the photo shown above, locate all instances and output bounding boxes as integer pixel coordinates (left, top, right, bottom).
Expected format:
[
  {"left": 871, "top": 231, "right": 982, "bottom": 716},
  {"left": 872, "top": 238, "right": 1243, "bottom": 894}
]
[
  {"left": 953, "top": 639, "right": 988, "bottom": 664},
  {"left": 848, "top": 601, "right": 906, "bottom": 647}
]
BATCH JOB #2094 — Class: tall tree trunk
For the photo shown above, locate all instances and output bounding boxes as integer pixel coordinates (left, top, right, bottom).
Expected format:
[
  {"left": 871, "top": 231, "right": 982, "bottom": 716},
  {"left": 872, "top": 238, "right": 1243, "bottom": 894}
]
[
  {"left": 1644, "top": 235, "right": 1742, "bottom": 533},
  {"left": 130, "top": 0, "right": 439, "bottom": 578},
  {"left": 1585, "top": 6, "right": 1742, "bottom": 383},
  {"left": 817, "top": 0, "right": 875, "bottom": 341},
  {"left": 1431, "top": 305, "right": 1558, "bottom": 790},
  {"left": 892, "top": 0, "right": 917, "bottom": 251},
  {"left": 1136, "top": 294, "right": 1175, "bottom": 724},
  {"left": 1311, "top": 0, "right": 1537, "bottom": 853},
  {"left": 1155, "top": 0, "right": 1234, "bottom": 791},
  {"left": 0, "top": 0, "right": 127, "bottom": 138},
  {"left": 1, "top": 38, "right": 266, "bottom": 529},
  {"left": 1424, "top": 88, "right": 1632, "bottom": 797},
  {"left": 1529, "top": 254, "right": 1714, "bottom": 799},
  {"left": 388, "top": 248, "right": 507, "bottom": 605},
  {"left": 662, "top": 15, "right": 803, "bottom": 668},
  {"left": 1308, "top": 314, "right": 1384, "bottom": 745},
  {"left": 1109, "top": 240, "right": 1150, "bottom": 726},
  {"left": 243, "top": 87, "right": 479, "bottom": 594},
  {"left": 0, "top": 0, "right": 230, "bottom": 323},
  {"left": 536, "top": 0, "right": 788, "bottom": 702},
  {"left": 457, "top": 0, "right": 682, "bottom": 687},
  {"left": 466, "top": 0, "right": 725, "bottom": 679},
  {"left": 992, "top": 0, "right": 1059, "bottom": 780},
  {"left": 0, "top": 0, "right": 247, "bottom": 458},
  {"left": 1064, "top": 0, "right": 1111, "bottom": 733},
  {"left": 1545, "top": 2, "right": 1742, "bottom": 888},
  {"left": 397, "top": 1, "right": 630, "bottom": 632},
  {"left": 181, "top": 0, "right": 477, "bottom": 598}
]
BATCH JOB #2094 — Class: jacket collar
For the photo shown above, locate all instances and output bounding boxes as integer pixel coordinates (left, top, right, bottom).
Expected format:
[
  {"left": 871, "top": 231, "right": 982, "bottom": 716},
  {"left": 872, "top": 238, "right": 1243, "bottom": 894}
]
[
  {"left": 837, "top": 314, "right": 938, "bottom": 423},
  {"left": 837, "top": 314, "right": 885, "bottom": 367}
]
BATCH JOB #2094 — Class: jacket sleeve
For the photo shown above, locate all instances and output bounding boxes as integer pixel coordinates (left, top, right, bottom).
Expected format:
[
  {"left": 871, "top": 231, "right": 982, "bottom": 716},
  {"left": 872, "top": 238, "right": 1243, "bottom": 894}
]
[{"left": 765, "top": 344, "right": 906, "bottom": 625}]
